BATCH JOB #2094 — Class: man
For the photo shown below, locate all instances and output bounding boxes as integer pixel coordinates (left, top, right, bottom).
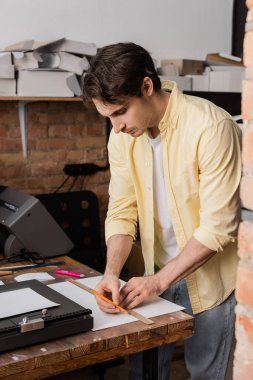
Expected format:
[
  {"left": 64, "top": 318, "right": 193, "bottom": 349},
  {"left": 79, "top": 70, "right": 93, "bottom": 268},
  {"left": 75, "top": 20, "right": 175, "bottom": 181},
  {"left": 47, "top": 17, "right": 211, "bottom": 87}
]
[{"left": 82, "top": 42, "right": 241, "bottom": 380}]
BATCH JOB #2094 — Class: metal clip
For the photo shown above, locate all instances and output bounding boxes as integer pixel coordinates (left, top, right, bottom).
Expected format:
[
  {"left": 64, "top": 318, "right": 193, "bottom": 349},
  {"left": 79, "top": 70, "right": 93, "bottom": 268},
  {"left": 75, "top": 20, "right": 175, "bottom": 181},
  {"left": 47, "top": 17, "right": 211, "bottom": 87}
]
[{"left": 20, "top": 317, "right": 44, "bottom": 333}]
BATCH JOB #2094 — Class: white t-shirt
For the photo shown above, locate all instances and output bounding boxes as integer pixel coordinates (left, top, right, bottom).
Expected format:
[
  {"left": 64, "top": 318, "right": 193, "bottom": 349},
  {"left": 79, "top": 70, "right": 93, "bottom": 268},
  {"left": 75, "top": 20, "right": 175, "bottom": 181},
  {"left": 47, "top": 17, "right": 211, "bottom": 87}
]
[{"left": 149, "top": 134, "right": 179, "bottom": 268}]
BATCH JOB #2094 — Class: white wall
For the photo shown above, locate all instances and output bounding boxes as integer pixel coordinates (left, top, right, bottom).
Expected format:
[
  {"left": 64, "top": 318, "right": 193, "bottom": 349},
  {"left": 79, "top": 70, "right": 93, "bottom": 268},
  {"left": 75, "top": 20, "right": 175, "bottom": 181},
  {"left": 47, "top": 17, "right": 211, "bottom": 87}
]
[{"left": 0, "top": 0, "right": 234, "bottom": 62}]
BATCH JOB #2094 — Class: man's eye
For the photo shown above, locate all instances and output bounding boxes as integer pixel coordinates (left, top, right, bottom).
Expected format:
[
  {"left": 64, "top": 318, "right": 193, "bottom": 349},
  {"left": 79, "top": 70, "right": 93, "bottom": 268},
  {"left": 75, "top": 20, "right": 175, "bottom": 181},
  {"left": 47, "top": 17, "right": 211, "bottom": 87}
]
[{"left": 117, "top": 108, "right": 126, "bottom": 116}]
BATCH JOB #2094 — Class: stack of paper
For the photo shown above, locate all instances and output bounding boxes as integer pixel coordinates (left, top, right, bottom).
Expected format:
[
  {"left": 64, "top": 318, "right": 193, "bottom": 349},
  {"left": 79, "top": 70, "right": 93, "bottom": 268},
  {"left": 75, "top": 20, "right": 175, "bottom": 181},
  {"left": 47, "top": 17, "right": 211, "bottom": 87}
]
[
  {"left": 1, "top": 37, "right": 97, "bottom": 97},
  {"left": 158, "top": 52, "right": 244, "bottom": 93},
  {"left": 0, "top": 52, "right": 16, "bottom": 95}
]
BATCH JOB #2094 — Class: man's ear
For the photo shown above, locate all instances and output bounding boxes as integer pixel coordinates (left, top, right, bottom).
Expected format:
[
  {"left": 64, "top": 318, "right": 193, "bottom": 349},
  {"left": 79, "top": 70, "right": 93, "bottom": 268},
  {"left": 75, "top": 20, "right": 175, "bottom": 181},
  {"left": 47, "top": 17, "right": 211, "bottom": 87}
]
[{"left": 141, "top": 76, "right": 154, "bottom": 97}]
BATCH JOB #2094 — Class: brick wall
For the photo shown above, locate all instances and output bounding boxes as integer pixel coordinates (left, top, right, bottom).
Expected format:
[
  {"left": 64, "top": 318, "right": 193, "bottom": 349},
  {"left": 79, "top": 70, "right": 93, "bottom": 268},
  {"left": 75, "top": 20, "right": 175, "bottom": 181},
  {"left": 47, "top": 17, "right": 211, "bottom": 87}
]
[
  {"left": 0, "top": 100, "right": 110, "bottom": 245},
  {"left": 234, "top": 1, "right": 253, "bottom": 378}
]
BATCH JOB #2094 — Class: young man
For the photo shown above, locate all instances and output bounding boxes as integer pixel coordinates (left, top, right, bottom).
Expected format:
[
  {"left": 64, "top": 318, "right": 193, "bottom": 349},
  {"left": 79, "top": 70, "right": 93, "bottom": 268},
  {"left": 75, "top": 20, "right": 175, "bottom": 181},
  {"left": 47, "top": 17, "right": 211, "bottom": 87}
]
[{"left": 82, "top": 42, "right": 241, "bottom": 380}]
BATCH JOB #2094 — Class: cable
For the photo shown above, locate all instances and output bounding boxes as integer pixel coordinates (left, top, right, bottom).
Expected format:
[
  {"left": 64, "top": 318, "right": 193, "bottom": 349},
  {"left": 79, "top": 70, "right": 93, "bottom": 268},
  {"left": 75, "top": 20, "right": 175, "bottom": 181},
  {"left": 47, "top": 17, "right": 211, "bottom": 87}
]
[
  {"left": 68, "top": 176, "right": 78, "bottom": 192},
  {"left": 54, "top": 175, "right": 71, "bottom": 193}
]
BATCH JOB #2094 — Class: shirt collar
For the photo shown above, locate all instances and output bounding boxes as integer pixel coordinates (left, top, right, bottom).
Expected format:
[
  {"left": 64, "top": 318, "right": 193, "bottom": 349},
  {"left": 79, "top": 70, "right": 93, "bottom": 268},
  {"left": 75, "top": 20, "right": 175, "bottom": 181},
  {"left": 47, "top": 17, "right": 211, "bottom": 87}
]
[{"left": 158, "top": 80, "right": 181, "bottom": 135}]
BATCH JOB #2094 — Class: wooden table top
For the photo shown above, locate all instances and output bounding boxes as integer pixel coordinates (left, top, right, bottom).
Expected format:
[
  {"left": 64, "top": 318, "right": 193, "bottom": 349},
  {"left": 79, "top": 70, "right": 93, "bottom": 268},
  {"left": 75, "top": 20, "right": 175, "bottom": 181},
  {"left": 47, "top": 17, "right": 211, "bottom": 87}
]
[{"left": 0, "top": 256, "right": 194, "bottom": 379}]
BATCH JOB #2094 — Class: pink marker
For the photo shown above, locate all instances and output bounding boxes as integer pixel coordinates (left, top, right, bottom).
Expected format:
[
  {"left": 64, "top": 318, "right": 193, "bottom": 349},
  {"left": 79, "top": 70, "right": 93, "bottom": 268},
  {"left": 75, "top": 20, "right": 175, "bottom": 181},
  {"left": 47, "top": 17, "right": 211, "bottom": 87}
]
[{"left": 54, "top": 269, "right": 85, "bottom": 278}]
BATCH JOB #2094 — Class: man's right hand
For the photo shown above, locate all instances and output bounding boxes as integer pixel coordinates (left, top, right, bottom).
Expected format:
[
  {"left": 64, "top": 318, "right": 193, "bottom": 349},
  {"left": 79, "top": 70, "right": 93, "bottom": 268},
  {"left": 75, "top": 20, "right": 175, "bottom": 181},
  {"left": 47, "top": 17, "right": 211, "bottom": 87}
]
[
  {"left": 94, "top": 274, "right": 121, "bottom": 313},
  {"left": 95, "top": 234, "right": 133, "bottom": 313}
]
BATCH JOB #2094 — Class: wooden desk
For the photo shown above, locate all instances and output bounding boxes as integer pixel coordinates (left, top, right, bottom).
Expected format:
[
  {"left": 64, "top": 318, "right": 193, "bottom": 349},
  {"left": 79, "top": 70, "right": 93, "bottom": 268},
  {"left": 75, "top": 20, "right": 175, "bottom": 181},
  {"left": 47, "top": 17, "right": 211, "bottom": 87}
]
[{"left": 0, "top": 256, "right": 194, "bottom": 379}]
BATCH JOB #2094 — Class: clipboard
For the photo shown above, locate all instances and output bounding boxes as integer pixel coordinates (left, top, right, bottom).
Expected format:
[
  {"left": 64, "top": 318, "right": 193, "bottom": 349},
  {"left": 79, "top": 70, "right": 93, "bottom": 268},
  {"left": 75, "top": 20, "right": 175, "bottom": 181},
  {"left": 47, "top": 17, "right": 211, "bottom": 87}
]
[{"left": 0, "top": 280, "right": 93, "bottom": 352}]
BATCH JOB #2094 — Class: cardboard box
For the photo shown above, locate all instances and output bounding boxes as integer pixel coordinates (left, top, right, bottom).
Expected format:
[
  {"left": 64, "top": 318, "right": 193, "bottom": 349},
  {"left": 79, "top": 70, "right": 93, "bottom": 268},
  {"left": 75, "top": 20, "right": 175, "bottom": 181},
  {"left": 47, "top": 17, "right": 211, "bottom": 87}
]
[
  {"left": 0, "top": 52, "right": 15, "bottom": 79},
  {"left": 0, "top": 79, "right": 16, "bottom": 95},
  {"left": 39, "top": 52, "right": 89, "bottom": 75},
  {"left": 13, "top": 52, "right": 39, "bottom": 70},
  {"left": 5, "top": 38, "right": 97, "bottom": 56},
  {"left": 187, "top": 74, "right": 209, "bottom": 91},
  {"left": 159, "top": 63, "right": 179, "bottom": 76},
  {"left": 17, "top": 70, "right": 79, "bottom": 97},
  {"left": 161, "top": 59, "right": 205, "bottom": 75},
  {"left": 160, "top": 75, "right": 192, "bottom": 91},
  {"left": 209, "top": 71, "right": 244, "bottom": 92},
  {"left": 0, "top": 52, "right": 12, "bottom": 65}
]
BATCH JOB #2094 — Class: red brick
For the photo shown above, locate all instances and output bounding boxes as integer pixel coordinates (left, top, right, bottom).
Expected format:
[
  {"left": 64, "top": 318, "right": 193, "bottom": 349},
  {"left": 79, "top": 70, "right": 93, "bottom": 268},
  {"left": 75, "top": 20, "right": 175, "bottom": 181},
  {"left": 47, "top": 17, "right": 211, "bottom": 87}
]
[
  {"left": 85, "top": 147, "right": 106, "bottom": 162},
  {"left": 0, "top": 101, "right": 17, "bottom": 112},
  {"left": 243, "top": 126, "right": 253, "bottom": 169},
  {"left": 68, "top": 125, "right": 83, "bottom": 137},
  {"left": 238, "top": 314, "right": 253, "bottom": 344},
  {"left": 65, "top": 102, "right": 83, "bottom": 112},
  {"left": 47, "top": 101, "right": 70, "bottom": 111},
  {"left": 87, "top": 123, "right": 105, "bottom": 136},
  {"left": 236, "top": 265, "right": 253, "bottom": 307},
  {"left": 27, "top": 112, "right": 39, "bottom": 123},
  {"left": 244, "top": 30, "right": 253, "bottom": 68},
  {"left": 0, "top": 126, "right": 9, "bottom": 138},
  {"left": 0, "top": 153, "right": 24, "bottom": 165},
  {"left": 66, "top": 150, "right": 85, "bottom": 162},
  {"left": 31, "top": 149, "right": 66, "bottom": 162},
  {"left": 26, "top": 176, "right": 55, "bottom": 191},
  {"left": 28, "top": 125, "right": 48, "bottom": 139},
  {"left": 235, "top": 313, "right": 253, "bottom": 361},
  {"left": 36, "top": 138, "right": 75, "bottom": 151},
  {"left": 76, "top": 136, "right": 106, "bottom": 149},
  {"left": 31, "top": 163, "right": 63, "bottom": 176},
  {"left": 48, "top": 125, "right": 69, "bottom": 138},
  {"left": 242, "top": 80, "right": 253, "bottom": 121},
  {"left": 0, "top": 139, "right": 22, "bottom": 153},
  {"left": 238, "top": 221, "right": 253, "bottom": 259},
  {"left": 43, "top": 175, "right": 66, "bottom": 189},
  {"left": 233, "top": 358, "right": 253, "bottom": 380},
  {"left": 26, "top": 139, "right": 37, "bottom": 152},
  {"left": 0, "top": 165, "right": 32, "bottom": 179},
  {"left": 9, "top": 126, "right": 21, "bottom": 138},
  {"left": 98, "top": 170, "right": 111, "bottom": 183},
  {"left": 37, "top": 113, "right": 49, "bottom": 124},
  {"left": 241, "top": 175, "right": 253, "bottom": 210},
  {"left": 47, "top": 113, "right": 69, "bottom": 124},
  {"left": 0, "top": 112, "right": 19, "bottom": 125},
  {"left": 6, "top": 178, "right": 28, "bottom": 189},
  {"left": 75, "top": 110, "right": 103, "bottom": 124}
]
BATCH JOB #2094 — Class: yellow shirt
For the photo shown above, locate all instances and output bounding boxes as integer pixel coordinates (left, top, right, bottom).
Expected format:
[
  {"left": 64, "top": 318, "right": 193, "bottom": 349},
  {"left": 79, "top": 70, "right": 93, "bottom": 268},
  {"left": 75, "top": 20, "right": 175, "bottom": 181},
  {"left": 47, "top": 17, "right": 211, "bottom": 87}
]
[{"left": 105, "top": 81, "right": 242, "bottom": 314}]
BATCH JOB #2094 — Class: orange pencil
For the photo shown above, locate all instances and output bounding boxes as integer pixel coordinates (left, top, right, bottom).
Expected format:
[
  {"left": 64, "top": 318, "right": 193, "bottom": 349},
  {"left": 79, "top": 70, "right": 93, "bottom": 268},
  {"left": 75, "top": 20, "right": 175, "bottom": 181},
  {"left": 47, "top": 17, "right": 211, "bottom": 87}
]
[
  {"left": 67, "top": 279, "right": 129, "bottom": 314},
  {"left": 91, "top": 288, "right": 129, "bottom": 314}
]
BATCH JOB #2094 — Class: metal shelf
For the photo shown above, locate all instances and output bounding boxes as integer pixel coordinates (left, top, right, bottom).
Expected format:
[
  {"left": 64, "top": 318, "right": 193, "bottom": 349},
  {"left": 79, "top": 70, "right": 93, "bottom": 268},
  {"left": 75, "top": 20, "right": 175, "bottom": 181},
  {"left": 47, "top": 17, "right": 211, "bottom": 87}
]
[{"left": 0, "top": 96, "right": 82, "bottom": 101}]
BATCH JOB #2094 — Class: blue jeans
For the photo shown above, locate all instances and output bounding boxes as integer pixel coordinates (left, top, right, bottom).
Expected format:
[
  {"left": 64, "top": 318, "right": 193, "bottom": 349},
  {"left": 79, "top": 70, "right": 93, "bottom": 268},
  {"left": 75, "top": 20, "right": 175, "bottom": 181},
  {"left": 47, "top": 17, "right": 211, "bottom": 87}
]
[{"left": 128, "top": 279, "right": 236, "bottom": 380}]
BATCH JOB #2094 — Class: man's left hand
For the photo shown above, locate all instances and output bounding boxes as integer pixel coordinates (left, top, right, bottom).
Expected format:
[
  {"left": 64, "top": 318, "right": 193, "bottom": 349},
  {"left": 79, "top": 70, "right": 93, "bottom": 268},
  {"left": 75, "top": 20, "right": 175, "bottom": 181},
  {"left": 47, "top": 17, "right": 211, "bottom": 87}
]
[{"left": 119, "top": 275, "right": 161, "bottom": 309}]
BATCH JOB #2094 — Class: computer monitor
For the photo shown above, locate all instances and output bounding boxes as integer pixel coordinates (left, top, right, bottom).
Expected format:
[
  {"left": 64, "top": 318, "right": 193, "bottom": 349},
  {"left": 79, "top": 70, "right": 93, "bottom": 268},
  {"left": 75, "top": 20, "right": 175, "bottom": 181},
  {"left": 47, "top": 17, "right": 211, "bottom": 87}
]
[{"left": 0, "top": 186, "right": 74, "bottom": 260}]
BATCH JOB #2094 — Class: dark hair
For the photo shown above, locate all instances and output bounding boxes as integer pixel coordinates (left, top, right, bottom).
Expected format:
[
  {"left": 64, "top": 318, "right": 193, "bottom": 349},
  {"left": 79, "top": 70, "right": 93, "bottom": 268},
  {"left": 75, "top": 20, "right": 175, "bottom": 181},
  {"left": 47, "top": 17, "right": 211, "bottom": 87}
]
[{"left": 82, "top": 42, "right": 161, "bottom": 105}]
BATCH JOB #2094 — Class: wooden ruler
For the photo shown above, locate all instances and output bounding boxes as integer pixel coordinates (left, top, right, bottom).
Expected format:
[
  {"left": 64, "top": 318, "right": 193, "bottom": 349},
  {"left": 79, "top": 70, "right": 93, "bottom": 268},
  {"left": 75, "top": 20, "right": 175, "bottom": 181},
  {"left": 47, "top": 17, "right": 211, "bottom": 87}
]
[{"left": 68, "top": 279, "right": 154, "bottom": 325}]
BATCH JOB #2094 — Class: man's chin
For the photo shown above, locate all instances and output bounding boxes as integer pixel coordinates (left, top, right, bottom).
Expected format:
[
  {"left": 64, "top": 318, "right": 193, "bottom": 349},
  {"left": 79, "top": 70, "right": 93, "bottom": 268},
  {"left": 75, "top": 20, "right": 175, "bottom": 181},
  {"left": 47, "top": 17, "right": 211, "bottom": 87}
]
[{"left": 129, "top": 130, "right": 144, "bottom": 137}]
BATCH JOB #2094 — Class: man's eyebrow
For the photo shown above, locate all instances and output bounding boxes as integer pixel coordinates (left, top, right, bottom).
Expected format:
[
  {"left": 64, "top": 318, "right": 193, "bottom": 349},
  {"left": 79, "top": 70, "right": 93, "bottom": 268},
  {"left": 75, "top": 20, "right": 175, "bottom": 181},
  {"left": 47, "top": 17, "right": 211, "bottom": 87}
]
[{"left": 109, "top": 105, "right": 127, "bottom": 117}]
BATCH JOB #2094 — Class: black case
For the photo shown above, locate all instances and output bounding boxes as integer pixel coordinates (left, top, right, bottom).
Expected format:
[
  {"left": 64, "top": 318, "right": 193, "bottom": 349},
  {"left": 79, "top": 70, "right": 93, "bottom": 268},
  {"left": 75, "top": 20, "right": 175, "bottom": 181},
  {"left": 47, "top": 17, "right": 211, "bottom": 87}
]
[{"left": 0, "top": 280, "right": 93, "bottom": 352}]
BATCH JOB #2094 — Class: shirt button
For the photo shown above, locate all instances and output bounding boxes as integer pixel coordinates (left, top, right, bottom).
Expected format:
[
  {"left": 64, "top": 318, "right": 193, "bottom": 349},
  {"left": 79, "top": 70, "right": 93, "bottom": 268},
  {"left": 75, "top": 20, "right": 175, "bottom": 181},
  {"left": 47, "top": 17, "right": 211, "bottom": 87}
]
[{"left": 147, "top": 186, "right": 152, "bottom": 191}]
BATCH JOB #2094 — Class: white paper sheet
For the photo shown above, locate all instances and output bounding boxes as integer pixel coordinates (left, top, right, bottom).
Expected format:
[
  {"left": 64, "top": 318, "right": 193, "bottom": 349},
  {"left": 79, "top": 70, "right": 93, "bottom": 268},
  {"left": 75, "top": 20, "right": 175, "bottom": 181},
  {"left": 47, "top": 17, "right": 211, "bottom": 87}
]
[
  {"left": 15, "top": 272, "right": 55, "bottom": 283},
  {"left": 0, "top": 288, "right": 60, "bottom": 319},
  {"left": 49, "top": 276, "right": 184, "bottom": 331}
]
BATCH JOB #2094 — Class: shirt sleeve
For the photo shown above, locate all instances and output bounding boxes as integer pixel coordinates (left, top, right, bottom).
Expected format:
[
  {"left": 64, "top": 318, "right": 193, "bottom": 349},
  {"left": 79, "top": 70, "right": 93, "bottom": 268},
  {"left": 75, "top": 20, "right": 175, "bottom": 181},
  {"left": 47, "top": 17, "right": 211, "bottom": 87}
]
[
  {"left": 105, "top": 131, "right": 138, "bottom": 243},
  {"left": 193, "top": 119, "right": 242, "bottom": 251}
]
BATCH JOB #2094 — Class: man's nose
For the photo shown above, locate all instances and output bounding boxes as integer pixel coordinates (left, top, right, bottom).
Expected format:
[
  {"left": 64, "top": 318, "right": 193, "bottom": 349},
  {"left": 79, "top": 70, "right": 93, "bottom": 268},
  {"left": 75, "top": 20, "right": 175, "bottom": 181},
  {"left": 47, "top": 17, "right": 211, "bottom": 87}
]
[{"left": 113, "top": 122, "right": 126, "bottom": 134}]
